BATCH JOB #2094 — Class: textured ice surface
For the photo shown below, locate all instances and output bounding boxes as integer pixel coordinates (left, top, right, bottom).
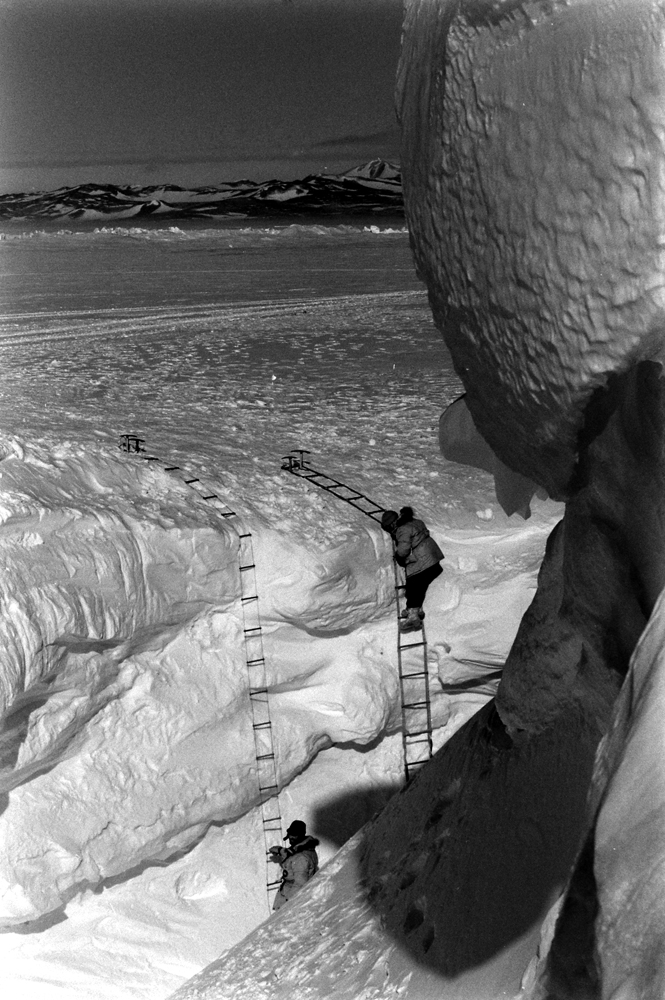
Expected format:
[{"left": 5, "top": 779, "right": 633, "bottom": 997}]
[{"left": 398, "top": 0, "right": 665, "bottom": 495}]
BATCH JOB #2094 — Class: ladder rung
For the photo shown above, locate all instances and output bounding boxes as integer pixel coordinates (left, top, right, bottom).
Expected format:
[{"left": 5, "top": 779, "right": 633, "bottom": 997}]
[
  {"left": 221, "top": 511, "right": 237, "bottom": 518},
  {"left": 404, "top": 701, "right": 429, "bottom": 709},
  {"left": 253, "top": 721, "right": 272, "bottom": 731},
  {"left": 202, "top": 494, "right": 217, "bottom": 500},
  {"left": 256, "top": 752, "right": 275, "bottom": 761},
  {"left": 259, "top": 784, "right": 278, "bottom": 794},
  {"left": 250, "top": 685, "right": 268, "bottom": 695},
  {"left": 238, "top": 533, "right": 252, "bottom": 539},
  {"left": 244, "top": 626, "right": 262, "bottom": 634},
  {"left": 262, "top": 816, "right": 282, "bottom": 826},
  {"left": 400, "top": 641, "right": 426, "bottom": 649},
  {"left": 240, "top": 563, "right": 256, "bottom": 571},
  {"left": 242, "top": 595, "right": 258, "bottom": 603},
  {"left": 405, "top": 730, "right": 432, "bottom": 738},
  {"left": 267, "top": 879, "right": 282, "bottom": 888},
  {"left": 145, "top": 456, "right": 159, "bottom": 461},
  {"left": 401, "top": 671, "right": 428, "bottom": 679},
  {"left": 247, "top": 658, "right": 265, "bottom": 666},
  {"left": 184, "top": 478, "right": 200, "bottom": 484},
  {"left": 164, "top": 466, "right": 180, "bottom": 471}
]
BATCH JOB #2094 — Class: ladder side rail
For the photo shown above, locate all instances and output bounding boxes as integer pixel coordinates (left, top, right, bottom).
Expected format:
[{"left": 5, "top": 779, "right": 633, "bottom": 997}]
[
  {"left": 421, "top": 631, "right": 434, "bottom": 761},
  {"left": 393, "top": 551, "right": 413, "bottom": 785}
]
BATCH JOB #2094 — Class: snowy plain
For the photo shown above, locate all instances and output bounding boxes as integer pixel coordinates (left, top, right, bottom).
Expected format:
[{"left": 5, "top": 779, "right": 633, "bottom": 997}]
[{"left": 0, "top": 222, "right": 562, "bottom": 998}]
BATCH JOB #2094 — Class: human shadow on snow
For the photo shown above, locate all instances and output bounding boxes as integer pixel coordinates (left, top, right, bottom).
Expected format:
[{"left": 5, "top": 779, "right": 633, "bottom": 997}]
[{"left": 345, "top": 699, "right": 598, "bottom": 981}]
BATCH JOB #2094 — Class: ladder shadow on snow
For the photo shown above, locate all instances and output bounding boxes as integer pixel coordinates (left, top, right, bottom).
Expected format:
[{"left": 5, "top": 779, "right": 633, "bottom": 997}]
[{"left": 354, "top": 698, "right": 599, "bottom": 982}]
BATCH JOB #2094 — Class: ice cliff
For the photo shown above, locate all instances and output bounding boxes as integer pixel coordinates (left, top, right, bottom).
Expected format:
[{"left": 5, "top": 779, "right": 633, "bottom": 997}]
[{"left": 172, "top": 1, "right": 665, "bottom": 997}]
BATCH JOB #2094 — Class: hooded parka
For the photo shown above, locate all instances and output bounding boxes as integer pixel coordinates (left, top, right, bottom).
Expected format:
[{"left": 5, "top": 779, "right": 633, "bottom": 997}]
[
  {"left": 272, "top": 835, "right": 320, "bottom": 910},
  {"left": 394, "top": 518, "right": 444, "bottom": 577}
]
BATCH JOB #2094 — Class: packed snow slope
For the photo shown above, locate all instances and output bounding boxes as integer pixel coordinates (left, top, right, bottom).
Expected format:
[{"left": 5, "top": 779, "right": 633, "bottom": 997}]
[{"left": 174, "top": 1, "right": 665, "bottom": 998}]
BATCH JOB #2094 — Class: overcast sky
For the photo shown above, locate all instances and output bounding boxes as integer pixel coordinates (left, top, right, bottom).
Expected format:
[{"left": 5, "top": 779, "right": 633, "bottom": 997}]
[{"left": 0, "top": 0, "right": 404, "bottom": 193}]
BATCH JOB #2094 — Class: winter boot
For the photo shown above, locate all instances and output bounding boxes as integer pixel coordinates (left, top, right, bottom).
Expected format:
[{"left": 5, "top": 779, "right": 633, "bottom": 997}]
[
  {"left": 400, "top": 608, "right": 425, "bottom": 620},
  {"left": 399, "top": 608, "right": 423, "bottom": 633}
]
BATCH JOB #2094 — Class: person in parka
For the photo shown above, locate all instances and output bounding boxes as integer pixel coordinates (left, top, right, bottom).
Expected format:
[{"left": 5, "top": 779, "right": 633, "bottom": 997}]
[
  {"left": 381, "top": 505, "right": 444, "bottom": 632},
  {"left": 268, "top": 820, "right": 319, "bottom": 911}
]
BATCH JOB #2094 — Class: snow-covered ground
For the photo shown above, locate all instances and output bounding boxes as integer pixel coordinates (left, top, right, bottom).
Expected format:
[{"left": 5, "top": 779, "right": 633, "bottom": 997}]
[{"left": 0, "top": 226, "right": 563, "bottom": 998}]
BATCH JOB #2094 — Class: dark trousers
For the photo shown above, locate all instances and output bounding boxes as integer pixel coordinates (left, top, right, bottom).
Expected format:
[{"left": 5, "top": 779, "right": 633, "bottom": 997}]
[{"left": 405, "top": 562, "right": 443, "bottom": 608}]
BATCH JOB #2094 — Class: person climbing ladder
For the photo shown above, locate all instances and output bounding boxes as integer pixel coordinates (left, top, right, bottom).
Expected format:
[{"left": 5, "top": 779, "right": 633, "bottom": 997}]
[
  {"left": 268, "top": 820, "right": 320, "bottom": 911},
  {"left": 381, "top": 506, "right": 444, "bottom": 632}
]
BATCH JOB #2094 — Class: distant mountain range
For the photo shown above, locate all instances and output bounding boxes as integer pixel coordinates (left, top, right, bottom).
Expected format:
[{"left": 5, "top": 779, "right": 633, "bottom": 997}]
[{"left": 0, "top": 160, "right": 403, "bottom": 222}]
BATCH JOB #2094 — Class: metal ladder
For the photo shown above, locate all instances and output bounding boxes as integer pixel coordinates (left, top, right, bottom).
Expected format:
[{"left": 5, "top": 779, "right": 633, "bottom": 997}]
[
  {"left": 119, "top": 434, "right": 284, "bottom": 907},
  {"left": 282, "top": 450, "right": 433, "bottom": 783}
]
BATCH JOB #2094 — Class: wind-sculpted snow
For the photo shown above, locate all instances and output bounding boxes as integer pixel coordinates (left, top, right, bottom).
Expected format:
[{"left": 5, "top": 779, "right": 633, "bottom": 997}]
[
  {"left": 0, "top": 160, "right": 402, "bottom": 222},
  {"left": 0, "top": 436, "right": 406, "bottom": 924}
]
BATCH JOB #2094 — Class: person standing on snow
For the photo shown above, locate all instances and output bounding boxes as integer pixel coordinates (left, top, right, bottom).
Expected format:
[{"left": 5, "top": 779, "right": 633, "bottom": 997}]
[
  {"left": 381, "top": 506, "right": 444, "bottom": 632},
  {"left": 268, "top": 820, "right": 319, "bottom": 911}
]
